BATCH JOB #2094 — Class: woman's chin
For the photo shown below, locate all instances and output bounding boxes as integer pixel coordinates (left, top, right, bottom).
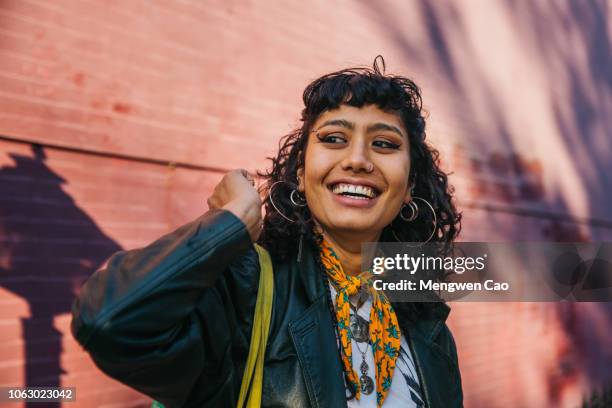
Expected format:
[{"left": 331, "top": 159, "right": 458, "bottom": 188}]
[{"left": 326, "top": 219, "right": 385, "bottom": 238}]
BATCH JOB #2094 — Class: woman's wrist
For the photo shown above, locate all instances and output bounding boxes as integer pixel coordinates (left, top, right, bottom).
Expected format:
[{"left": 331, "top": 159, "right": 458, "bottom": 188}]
[{"left": 222, "top": 199, "right": 261, "bottom": 242}]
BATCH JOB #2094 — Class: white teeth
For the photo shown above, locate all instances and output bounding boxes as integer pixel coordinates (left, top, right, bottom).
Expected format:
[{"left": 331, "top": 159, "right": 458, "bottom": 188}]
[{"left": 331, "top": 183, "right": 376, "bottom": 198}]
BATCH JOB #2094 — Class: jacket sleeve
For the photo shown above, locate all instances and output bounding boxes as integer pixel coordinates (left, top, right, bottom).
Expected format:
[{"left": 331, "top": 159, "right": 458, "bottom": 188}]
[{"left": 70, "top": 209, "right": 256, "bottom": 407}]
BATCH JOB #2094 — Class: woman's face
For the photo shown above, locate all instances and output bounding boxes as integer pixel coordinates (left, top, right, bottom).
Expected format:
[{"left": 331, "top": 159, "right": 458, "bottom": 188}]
[{"left": 298, "top": 104, "right": 412, "bottom": 239}]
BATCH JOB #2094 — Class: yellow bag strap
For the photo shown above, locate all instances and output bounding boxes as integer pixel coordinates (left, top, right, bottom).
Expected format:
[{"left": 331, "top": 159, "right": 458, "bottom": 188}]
[{"left": 237, "top": 243, "right": 274, "bottom": 408}]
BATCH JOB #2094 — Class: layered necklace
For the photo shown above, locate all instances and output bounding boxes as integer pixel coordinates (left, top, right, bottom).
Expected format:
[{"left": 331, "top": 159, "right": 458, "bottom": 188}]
[
  {"left": 319, "top": 238, "right": 401, "bottom": 408},
  {"left": 348, "top": 287, "right": 375, "bottom": 395}
]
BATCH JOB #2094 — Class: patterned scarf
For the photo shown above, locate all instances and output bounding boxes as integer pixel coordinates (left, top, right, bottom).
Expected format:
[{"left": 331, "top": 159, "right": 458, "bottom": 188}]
[{"left": 319, "top": 238, "right": 400, "bottom": 407}]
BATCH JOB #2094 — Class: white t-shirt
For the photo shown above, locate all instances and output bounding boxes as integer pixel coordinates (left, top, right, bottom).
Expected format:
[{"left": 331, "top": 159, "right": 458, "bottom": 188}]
[{"left": 329, "top": 284, "right": 426, "bottom": 408}]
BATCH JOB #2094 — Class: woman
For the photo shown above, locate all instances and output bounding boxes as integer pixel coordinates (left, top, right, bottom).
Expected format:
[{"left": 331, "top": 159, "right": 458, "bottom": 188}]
[{"left": 71, "top": 56, "right": 463, "bottom": 408}]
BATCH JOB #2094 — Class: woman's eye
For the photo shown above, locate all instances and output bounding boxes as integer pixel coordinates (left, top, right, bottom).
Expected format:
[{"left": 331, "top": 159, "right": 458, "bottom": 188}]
[
  {"left": 318, "top": 134, "right": 346, "bottom": 144},
  {"left": 373, "top": 139, "right": 401, "bottom": 149}
]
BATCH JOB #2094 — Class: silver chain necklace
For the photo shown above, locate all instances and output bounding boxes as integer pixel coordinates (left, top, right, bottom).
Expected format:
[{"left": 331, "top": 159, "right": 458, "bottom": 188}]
[{"left": 348, "top": 287, "right": 375, "bottom": 395}]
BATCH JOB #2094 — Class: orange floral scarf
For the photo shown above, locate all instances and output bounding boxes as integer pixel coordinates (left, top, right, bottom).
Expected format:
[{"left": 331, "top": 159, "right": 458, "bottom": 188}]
[{"left": 319, "top": 238, "right": 400, "bottom": 407}]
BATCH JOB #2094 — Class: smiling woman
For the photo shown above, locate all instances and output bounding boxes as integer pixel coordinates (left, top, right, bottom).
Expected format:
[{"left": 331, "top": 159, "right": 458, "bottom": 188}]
[
  {"left": 71, "top": 56, "right": 463, "bottom": 408},
  {"left": 260, "top": 57, "right": 460, "bottom": 269}
]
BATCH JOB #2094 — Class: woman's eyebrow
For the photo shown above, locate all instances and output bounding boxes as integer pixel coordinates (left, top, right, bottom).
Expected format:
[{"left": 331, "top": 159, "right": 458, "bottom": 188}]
[
  {"left": 366, "top": 123, "right": 405, "bottom": 138},
  {"left": 315, "top": 119, "right": 405, "bottom": 138},
  {"left": 316, "top": 119, "right": 355, "bottom": 131}
]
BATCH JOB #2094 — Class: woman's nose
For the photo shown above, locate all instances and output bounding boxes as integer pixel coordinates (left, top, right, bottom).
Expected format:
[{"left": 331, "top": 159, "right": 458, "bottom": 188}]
[{"left": 340, "top": 142, "right": 374, "bottom": 173}]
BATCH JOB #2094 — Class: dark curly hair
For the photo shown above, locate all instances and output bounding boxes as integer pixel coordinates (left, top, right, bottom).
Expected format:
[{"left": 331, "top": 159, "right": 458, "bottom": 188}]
[{"left": 257, "top": 56, "right": 461, "bottom": 278}]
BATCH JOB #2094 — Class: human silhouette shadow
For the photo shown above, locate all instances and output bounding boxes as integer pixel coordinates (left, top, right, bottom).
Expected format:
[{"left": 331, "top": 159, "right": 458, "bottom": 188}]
[{"left": 0, "top": 144, "right": 122, "bottom": 408}]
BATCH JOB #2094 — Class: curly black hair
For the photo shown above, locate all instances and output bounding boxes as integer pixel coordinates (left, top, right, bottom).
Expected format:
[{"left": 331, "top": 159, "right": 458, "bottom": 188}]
[{"left": 257, "top": 56, "right": 461, "bottom": 275}]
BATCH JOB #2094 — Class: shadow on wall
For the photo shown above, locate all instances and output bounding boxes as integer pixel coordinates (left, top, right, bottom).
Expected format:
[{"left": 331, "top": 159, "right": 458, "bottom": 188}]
[
  {"left": 0, "top": 144, "right": 121, "bottom": 408},
  {"left": 358, "top": 0, "right": 611, "bottom": 228},
  {"left": 356, "top": 0, "right": 612, "bottom": 405}
]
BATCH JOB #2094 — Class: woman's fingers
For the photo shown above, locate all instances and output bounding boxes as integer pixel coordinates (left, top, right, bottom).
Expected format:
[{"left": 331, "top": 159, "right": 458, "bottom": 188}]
[
  {"left": 239, "top": 169, "right": 256, "bottom": 187},
  {"left": 205, "top": 169, "right": 263, "bottom": 242}
]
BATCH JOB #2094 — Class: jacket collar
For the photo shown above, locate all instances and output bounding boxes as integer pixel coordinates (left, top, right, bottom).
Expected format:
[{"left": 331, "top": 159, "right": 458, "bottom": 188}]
[{"left": 297, "top": 241, "right": 325, "bottom": 303}]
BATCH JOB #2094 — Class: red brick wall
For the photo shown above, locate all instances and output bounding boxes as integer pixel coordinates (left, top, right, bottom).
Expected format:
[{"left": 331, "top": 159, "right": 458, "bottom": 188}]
[{"left": 1, "top": 1, "right": 610, "bottom": 407}]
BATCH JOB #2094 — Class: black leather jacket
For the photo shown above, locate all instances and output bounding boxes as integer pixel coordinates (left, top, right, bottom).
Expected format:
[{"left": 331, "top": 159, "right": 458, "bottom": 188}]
[{"left": 71, "top": 209, "right": 463, "bottom": 407}]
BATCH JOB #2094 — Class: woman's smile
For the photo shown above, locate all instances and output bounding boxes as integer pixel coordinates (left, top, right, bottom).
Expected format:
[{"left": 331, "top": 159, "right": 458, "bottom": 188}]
[{"left": 328, "top": 180, "right": 382, "bottom": 208}]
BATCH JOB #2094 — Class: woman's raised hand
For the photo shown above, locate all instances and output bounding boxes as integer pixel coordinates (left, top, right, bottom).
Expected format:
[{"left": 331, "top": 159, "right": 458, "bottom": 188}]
[{"left": 207, "top": 169, "right": 263, "bottom": 242}]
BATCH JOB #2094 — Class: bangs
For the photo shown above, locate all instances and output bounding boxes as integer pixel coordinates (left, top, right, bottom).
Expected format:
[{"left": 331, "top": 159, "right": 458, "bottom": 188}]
[{"left": 301, "top": 68, "right": 421, "bottom": 120}]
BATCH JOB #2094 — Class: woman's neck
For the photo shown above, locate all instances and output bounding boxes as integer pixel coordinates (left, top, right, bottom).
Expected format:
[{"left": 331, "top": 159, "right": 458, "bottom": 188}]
[{"left": 320, "top": 228, "right": 380, "bottom": 276}]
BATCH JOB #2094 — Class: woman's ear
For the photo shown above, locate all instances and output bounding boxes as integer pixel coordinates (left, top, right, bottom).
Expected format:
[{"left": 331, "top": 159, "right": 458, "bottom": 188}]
[
  {"left": 297, "top": 167, "right": 305, "bottom": 192},
  {"left": 404, "top": 180, "right": 415, "bottom": 203},
  {"left": 404, "top": 191, "right": 412, "bottom": 204}
]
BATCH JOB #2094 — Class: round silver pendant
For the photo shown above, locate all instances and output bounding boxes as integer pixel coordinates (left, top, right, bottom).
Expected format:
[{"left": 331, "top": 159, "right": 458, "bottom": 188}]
[
  {"left": 360, "top": 374, "right": 375, "bottom": 395},
  {"left": 349, "top": 313, "right": 369, "bottom": 343}
]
